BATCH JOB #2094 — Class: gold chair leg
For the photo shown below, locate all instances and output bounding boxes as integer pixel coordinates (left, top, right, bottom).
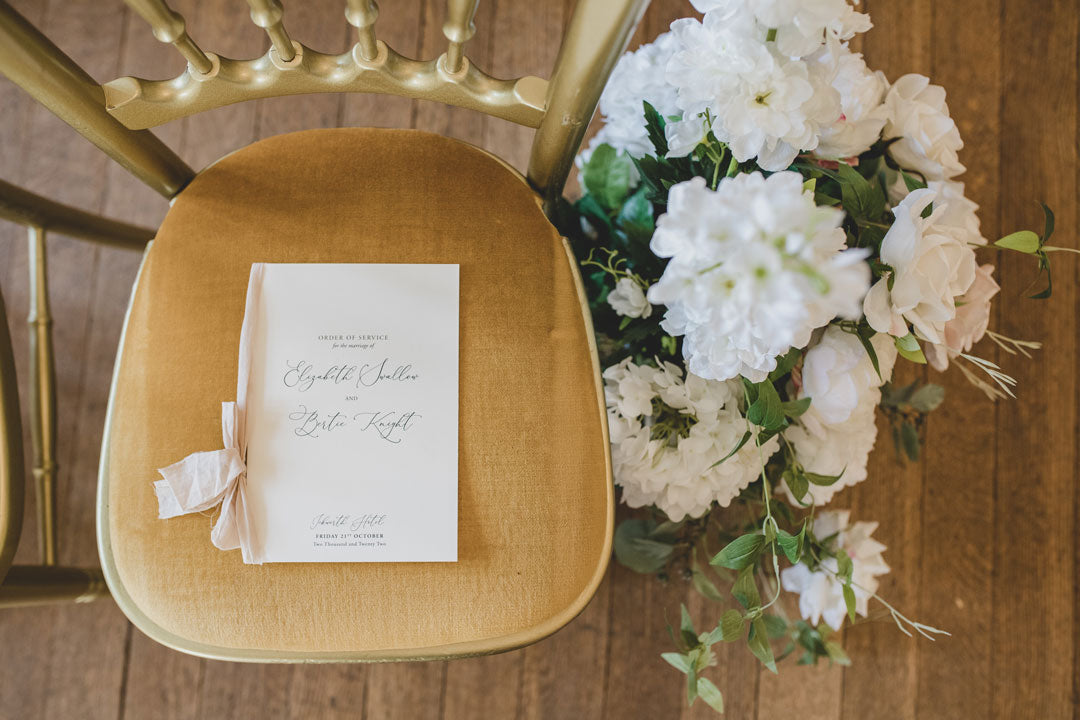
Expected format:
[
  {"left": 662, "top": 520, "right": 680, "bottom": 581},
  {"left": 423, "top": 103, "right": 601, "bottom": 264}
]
[{"left": 0, "top": 565, "right": 108, "bottom": 608}]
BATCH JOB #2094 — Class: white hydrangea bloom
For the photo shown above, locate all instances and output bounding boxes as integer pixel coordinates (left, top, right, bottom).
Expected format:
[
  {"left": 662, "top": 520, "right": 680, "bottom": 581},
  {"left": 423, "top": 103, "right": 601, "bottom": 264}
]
[
  {"left": 781, "top": 328, "right": 897, "bottom": 505},
  {"left": 690, "top": 0, "right": 871, "bottom": 59},
  {"left": 882, "top": 74, "right": 966, "bottom": 181},
  {"left": 780, "top": 510, "right": 890, "bottom": 630},
  {"left": 607, "top": 277, "right": 653, "bottom": 319},
  {"left": 647, "top": 172, "right": 871, "bottom": 382},
  {"left": 664, "top": 1, "right": 871, "bottom": 170},
  {"left": 603, "top": 359, "right": 779, "bottom": 520},
  {"left": 577, "top": 31, "right": 682, "bottom": 169},
  {"left": 814, "top": 49, "right": 888, "bottom": 160},
  {"left": 863, "top": 187, "right": 978, "bottom": 344}
]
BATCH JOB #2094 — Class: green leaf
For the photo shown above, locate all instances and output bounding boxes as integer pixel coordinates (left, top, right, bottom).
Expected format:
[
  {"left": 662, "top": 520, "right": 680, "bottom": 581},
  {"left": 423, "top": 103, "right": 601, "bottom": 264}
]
[
  {"left": 719, "top": 609, "right": 744, "bottom": 642},
  {"left": 692, "top": 568, "right": 726, "bottom": 603},
  {"left": 805, "top": 469, "right": 844, "bottom": 486},
  {"left": 994, "top": 230, "right": 1040, "bottom": 254},
  {"left": 616, "top": 187, "right": 655, "bottom": 242},
  {"left": 908, "top": 383, "right": 945, "bottom": 412},
  {"left": 763, "top": 613, "right": 788, "bottom": 639},
  {"left": 783, "top": 468, "right": 809, "bottom": 505},
  {"left": 895, "top": 333, "right": 927, "bottom": 364},
  {"left": 732, "top": 566, "right": 761, "bottom": 610},
  {"left": 748, "top": 617, "right": 778, "bottom": 673},
  {"left": 901, "top": 171, "right": 927, "bottom": 192},
  {"left": 687, "top": 664, "right": 698, "bottom": 705},
  {"left": 583, "top": 144, "right": 634, "bottom": 211},
  {"left": 742, "top": 378, "right": 786, "bottom": 432},
  {"left": 696, "top": 677, "right": 725, "bottom": 713},
  {"left": 661, "top": 335, "right": 678, "bottom": 356},
  {"left": 837, "top": 163, "right": 885, "bottom": 222},
  {"left": 824, "top": 640, "right": 852, "bottom": 666},
  {"left": 642, "top": 101, "right": 669, "bottom": 156},
  {"left": 710, "top": 430, "right": 752, "bottom": 468},
  {"left": 1041, "top": 202, "right": 1055, "bottom": 244},
  {"left": 712, "top": 533, "right": 766, "bottom": 570},
  {"left": 776, "top": 529, "right": 800, "bottom": 563},
  {"left": 781, "top": 397, "right": 812, "bottom": 419},
  {"left": 680, "top": 604, "right": 698, "bottom": 648},
  {"left": 853, "top": 324, "right": 882, "bottom": 380},
  {"left": 613, "top": 519, "right": 670, "bottom": 574},
  {"left": 900, "top": 421, "right": 921, "bottom": 461},
  {"left": 768, "top": 347, "right": 802, "bottom": 381},
  {"left": 842, "top": 584, "right": 857, "bottom": 623},
  {"left": 836, "top": 549, "right": 854, "bottom": 582},
  {"left": 661, "top": 651, "right": 692, "bottom": 674}
]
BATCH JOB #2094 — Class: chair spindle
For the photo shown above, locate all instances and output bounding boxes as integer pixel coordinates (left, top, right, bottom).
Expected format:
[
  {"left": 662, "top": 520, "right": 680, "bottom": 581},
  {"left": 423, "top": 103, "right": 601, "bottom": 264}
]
[
  {"left": 26, "top": 227, "right": 58, "bottom": 567},
  {"left": 246, "top": 0, "right": 296, "bottom": 62},
  {"left": 344, "top": 0, "right": 379, "bottom": 62},
  {"left": 442, "top": 0, "right": 479, "bottom": 74},
  {"left": 124, "top": 0, "right": 214, "bottom": 74}
]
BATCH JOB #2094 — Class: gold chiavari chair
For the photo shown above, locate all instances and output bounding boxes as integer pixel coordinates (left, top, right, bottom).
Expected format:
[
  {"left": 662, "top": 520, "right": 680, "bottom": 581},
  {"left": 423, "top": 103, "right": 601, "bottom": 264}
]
[{"left": 0, "top": 0, "right": 648, "bottom": 660}]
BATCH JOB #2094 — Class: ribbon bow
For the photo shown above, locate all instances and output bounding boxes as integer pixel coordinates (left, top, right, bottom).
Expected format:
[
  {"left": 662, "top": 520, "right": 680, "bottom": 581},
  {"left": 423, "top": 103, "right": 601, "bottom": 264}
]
[{"left": 153, "top": 264, "right": 265, "bottom": 564}]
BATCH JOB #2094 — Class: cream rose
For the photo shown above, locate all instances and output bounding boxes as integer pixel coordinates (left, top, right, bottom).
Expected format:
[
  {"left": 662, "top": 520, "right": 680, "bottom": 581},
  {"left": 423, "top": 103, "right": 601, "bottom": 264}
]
[
  {"left": 607, "top": 277, "right": 653, "bottom": 319},
  {"left": 863, "top": 187, "right": 977, "bottom": 344}
]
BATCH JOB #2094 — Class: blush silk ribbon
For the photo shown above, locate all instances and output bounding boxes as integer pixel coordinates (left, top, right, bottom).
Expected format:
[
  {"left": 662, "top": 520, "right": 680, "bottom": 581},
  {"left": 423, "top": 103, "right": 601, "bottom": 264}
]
[{"left": 153, "top": 264, "right": 265, "bottom": 564}]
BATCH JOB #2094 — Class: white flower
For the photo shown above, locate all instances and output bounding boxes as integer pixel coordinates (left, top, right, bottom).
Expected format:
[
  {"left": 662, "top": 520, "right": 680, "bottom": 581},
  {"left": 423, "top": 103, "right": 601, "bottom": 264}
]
[
  {"left": 691, "top": 0, "right": 871, "bottom": 58},
  {"left": 780, "top": 510, "right": 890, "bottom": 630},
  {"left": 647, "top": 172, "right": 871, "bottom": 382},
  {"left": 924, "top": 263, "right": 999, "bottom": 371},
  {"left": 663, "top": 4, "right": 860, "bottom": 170},
  {"left": 603, "top": 359, "right": 779, "bottom": 520},
  {"left": 882, "top": 74, "right": 965, "bottom": 181},
  {"left": 814, "top": 50, "right": 888, "bottom": 160},
  {"left": 863, "top": 187, "right": 978, "bottom": 344},
  {"left": 577, "top": 31, "right": 681, "bottom": 170},
  {"left": 782, "top": 328, "right": 896, "bottom": 505},
  {"left": 607, "top": 277, "right": 653, "bottom": 319}
]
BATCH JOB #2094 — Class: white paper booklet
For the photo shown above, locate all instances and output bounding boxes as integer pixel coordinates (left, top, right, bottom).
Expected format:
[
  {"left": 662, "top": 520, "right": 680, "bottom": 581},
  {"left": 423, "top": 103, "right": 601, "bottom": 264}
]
[{"left": 242, "top": 263, "right": 459, "bottom": 562}]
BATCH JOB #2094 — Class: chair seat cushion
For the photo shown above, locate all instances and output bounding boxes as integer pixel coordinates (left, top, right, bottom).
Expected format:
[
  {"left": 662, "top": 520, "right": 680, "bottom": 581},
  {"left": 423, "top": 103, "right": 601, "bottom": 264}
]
[{"left": 99, "top": 128, "right": 612, "bottom": 660}]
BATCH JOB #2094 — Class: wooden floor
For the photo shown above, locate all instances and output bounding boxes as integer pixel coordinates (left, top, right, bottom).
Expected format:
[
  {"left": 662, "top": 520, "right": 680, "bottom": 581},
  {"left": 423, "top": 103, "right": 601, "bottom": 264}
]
[{"left": 1, "top": 0, "right": 1077, "bottom": 718}]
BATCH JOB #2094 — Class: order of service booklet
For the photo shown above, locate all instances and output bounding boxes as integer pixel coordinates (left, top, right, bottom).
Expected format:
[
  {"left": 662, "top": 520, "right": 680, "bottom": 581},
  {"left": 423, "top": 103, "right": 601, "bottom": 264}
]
[{"left": 241, "top": 263, "right": 459, "bottom": 562}]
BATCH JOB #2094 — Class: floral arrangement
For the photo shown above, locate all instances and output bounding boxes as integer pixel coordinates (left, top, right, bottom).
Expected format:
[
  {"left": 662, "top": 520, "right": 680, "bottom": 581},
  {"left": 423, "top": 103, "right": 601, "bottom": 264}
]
[{"left": 561, "top": 0, "right": 1073, "bottom": 713}]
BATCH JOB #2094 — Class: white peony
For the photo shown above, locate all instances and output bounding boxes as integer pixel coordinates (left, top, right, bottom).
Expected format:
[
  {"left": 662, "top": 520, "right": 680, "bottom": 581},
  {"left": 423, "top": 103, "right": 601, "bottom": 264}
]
[
  {"left": 603, "top": 359, "right": 779, "bottom": 520},
  {"left": 882, "top": 74, "right": 965, "bottom": 181},
  {"left": 924, "top": 263, "right": 999, "bottom": 371},
  {"left": 780, "top": 510, "right": 890, "bottom": 630},
  {"left": 814, "top": 50, "right": 888, "bottom": 160},
  {"left": 577, "top": 32, "right": 682, "bottom": 170},
  {"left": 607, "top": 277, "right": 653, "bottom": 319},
  {"left": 782, "top": 328, "right": 896, "bottom": 505},
  {"left": 647, "top": 172, "right": 871, "bottom": 382},
  {"left": 863, "top": 187, "right": 978, "bottom": 344}
]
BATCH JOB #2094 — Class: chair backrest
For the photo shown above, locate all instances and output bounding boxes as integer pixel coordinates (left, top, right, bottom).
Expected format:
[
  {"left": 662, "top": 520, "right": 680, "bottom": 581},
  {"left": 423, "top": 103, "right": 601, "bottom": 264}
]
[{"left": 0, "top": 0, "right": 649, "bottom": 208}]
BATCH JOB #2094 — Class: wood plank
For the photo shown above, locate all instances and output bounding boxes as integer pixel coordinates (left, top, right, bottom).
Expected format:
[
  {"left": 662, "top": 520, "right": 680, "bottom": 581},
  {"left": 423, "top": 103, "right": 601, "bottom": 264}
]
[
  {"left": 364, "top": 661, "right": 446, "bottom": 720},
  {"left": 519, "top": 574, "right": 611, "bottom": 720},
  {"left": 341, "top": 0, "right": 423, "bottom": 129},
  {"left": 840, "top": 2, "right": 932, "bottom": 718},
  {"left": 0, "top": 2, "right": 135, "bottom": 719},
  {"left": 913, "top": 1, "right": 1001, "bottom": 718},
  {"left": 992, "top": 0, "right": 1077, "bottom": 718}
]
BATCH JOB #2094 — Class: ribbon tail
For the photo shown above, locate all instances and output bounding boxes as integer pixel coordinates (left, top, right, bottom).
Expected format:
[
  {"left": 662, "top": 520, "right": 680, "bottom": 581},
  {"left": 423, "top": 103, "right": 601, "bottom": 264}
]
[{"left": 211, "top": 476, "right": 261, "bottom": 564}]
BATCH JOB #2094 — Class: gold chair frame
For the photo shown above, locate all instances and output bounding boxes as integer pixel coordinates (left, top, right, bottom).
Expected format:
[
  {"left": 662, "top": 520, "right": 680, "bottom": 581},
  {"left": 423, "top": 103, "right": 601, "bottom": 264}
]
[{"left": 0, "top": 0, "right": 648, "bottom": 617}]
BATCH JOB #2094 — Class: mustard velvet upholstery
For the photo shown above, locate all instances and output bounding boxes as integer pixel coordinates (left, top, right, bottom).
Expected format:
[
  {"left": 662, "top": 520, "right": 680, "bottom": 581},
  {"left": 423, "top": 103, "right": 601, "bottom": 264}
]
[{"left": 100, "top": 128, "right": 612, "bottom": 659}]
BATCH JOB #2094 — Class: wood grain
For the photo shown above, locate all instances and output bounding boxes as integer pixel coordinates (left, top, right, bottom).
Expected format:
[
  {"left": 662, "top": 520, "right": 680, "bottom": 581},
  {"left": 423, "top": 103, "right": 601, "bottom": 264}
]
[{"left": 0, "top": 1, "right": 1078, "bottom": 719}]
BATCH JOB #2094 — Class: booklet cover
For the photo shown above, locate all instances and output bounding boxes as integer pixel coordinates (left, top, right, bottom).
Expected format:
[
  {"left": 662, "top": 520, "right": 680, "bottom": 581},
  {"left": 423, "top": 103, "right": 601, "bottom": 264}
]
[{"left": 241, "top": 263, "right": 459, "bottom": 562}]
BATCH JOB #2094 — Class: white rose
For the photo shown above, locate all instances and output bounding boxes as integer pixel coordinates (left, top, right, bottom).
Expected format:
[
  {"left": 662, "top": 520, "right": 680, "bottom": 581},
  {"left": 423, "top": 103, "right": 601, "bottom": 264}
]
[
  {"left": 924, "top": 263, "right": 999, "bottom": 371},
  {"left": 607, "top": 277, "right": 653, "bottom": 319},
  {"left": 863, "top": 187, "right": 977, "bottom": 344},
  {"left": 882, "top": 73, "right": 965, "bottom": 181}
]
